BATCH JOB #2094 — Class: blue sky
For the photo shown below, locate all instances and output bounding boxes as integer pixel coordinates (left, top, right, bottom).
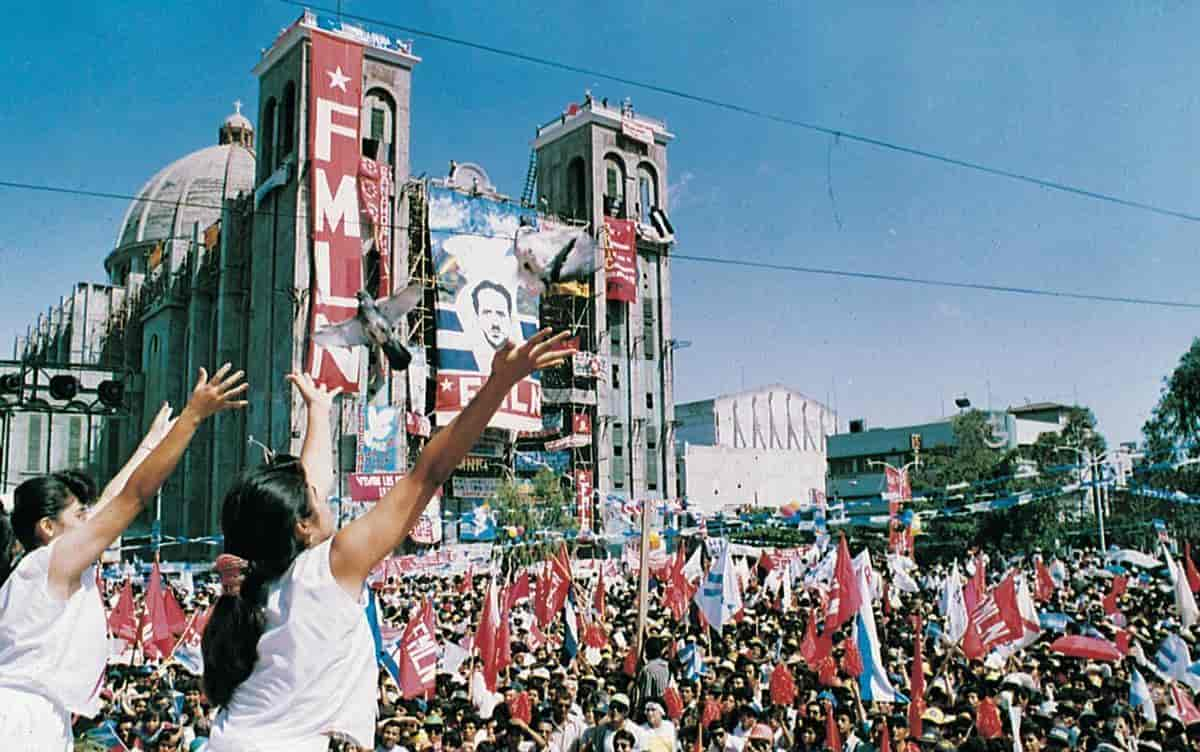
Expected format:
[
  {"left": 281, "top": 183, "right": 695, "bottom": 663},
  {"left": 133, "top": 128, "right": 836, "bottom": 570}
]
[{"left": 2, "top": 1, "right": 1198, "bottom": 444}]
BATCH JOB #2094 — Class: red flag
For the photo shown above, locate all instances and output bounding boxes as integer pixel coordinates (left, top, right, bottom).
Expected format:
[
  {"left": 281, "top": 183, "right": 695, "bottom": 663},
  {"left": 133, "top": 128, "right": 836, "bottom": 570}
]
[
  {"left": 476, "top": 580, "right": 502, "bottom": 691},
  {"left": 162, "top": 583, "right": 187, "bottom": 637},
  {"left": 1035, "top": 559, "right": 1056, "bottom": 603},
  {"left": 823, "top": 701, "right": 842, "bottom": 750},
  {"left": 1102, "top": 574, "right": 1128, "bottom": 616},
  {"left": 140, "top": 560, "right": 173, "bottom": 659},
  {"left": 107, "top": 581, "right": 138, "bottom": 643},
  {"left": 536, "top": 544, "right": 572, "bottom": 628},
  {"left": 664, "top": 546, "right": 692, "bottom": 622},
  {"left": 1186, "top": 543, "right": 1200, "bottom": 594},
  {"left": 593, "top": 565, "right": 607, "bottom": 619},
  {"left": 964, "top": 572, "right": 1022, "bottom": 660},
  {"left": 582, "top": 620, "right": 608, "bottom": 650},
  {"left": 909, "top": 616, "right": 926, "bottom": 739},
  {"left": 504, "top": 571, "right": 531, "bottom": 611},
  {"left": 840, "top": 638, "right": 863, "bottom": 678},
  {"left": 663, "top": 686, "right": 684, "bottom": 721},
  {"left": 623, "top": 642, "right": 639, "bottom": 676},
  {"left": 817, "top": 656, "right": 840, "bottom": 687},
  {"left": 1171, "top": 683, "right": 1200, "bottom": 725},
  {"left": 497, "top": 607, "right": 512, "bottom": 672},
  {"left": 701, "top": 698, "right": 723, "bottom": 728},
  {"left": 508, "top": 691, "right": 533, "bottom": 724},
  {"left": 757, "top": 550, "right": 777, "bottom": 573},
  {"left": 964, "top": 556, "right": 986, "bottom": 614},
  {"left": 1115, "top": 629, "right": 1131, "bottom": 656},
  {"left": 399, "top": 601, "right": 439, "bottom": 700},
  {"left": 826, "top": 535, "right": 861, "bottom": 631},
  {"left": 800, "top": 608, "right": 819, "bottom": 666},
  {"left": 975, "top": 697, "right": 1003, "bottom": 739},
  {"left": 458, "top": 565, "right": 474, "bottom": 595},
  {"left": 769, "top": 662, "right": 797, "bottom": 706}
]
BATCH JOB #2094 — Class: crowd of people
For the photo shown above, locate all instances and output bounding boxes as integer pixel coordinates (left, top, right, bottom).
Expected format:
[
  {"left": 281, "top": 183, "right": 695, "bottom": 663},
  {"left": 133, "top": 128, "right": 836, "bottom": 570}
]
[
  {"left": 62, "top": 539, "right": 1200, "bottom": 752},
  {"left": 2, "top": 342, "right": 1200, "bottom": 752}
]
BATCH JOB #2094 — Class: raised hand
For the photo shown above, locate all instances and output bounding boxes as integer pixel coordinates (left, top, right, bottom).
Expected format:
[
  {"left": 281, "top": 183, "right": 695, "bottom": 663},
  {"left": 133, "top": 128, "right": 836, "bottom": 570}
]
[
  {"left": 285, "top": 372, "right": 342, "bottom": 412},
  {"left": 185, "top": 364, "right": 249, "bottom": 420},
  {"left": 137, "top": 402, "right": 178, "bottom": 453},
  {"left": 490, "top": 329, "right": 576, "bottom": 387}
]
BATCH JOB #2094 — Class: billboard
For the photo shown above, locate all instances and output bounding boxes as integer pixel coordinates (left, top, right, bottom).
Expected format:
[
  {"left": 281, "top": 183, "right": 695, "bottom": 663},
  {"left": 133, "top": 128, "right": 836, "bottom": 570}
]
[
  {"left": 305, "top": 30, "right": 365, "bottom": 392},
  {"left": 346, "top": 474, "right": 441, "bottom": 544},
  {"left": 357, "top": 402, "right": 405, "bottom": 473},
  {"left": 603, "top": 217, "right": 637, "bottom": 303},
  {"left": 429, "top": 185, "right": 542, "bottom": 431}
]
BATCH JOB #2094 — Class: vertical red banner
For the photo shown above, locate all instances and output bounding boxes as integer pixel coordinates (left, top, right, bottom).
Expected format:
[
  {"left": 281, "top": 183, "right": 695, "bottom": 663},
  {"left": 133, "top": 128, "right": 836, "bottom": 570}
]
[
  {"left": 603, "top": 217, "right": 637, "bottom": 303},
  {"left": 576, "top": 468, "right": 594, "bottom": 531},
  {"left": 306, "top": 30, "right": 365, "bottom": 392}
]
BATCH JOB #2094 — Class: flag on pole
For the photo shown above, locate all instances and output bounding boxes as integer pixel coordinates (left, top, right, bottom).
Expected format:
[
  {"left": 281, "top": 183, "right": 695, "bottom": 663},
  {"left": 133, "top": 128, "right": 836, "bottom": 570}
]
[
  {"left": 173, "top": 607, "right": 211, "bottom": 676},
  {"left": 505, "top": 571, "right": 531, "bottom": 610},
  {"left": 1035, "top": 558, "right": 1056, "bottom": 603},
  {"left": 477, "top": 579, "right": 503, "bottom": 691},
  {"left": 679, "top": 641, "right": 705, "bottom": 681},
  {"left": 1155, "top": 633, "right": 1200, "bottom": 692},
  {"left": 1102, "top": 575, "right": 1128, "bottom": 616},
  {"left": 1129, "top": 667, "right": 1157, "bottom": 724},
  {"left": 1186, "top": 542, "right": 1200, "bottom": 594},
  {"left": 593, "top": 564, "right": 607, "bottom": 619},
  {"left": 1166, "top": 547, "right": 1200, "bottom": 630},
  {"left": 398, "top": 600, "right": 440, "bottom": 700},
  {"left": 107, "top": 580, "right": 138, "bottom": 644},
  {"left": 536, "top": 543, "right": 572, "bottom": 628},
  {"left": 939, "top": 562, "right": 968, "bottom": 644},
  {"left": 854, "top": 562, "right": 906, "bottom": 703},
  {"left": 140, "top": 560, "right": 174, "bottom": 660},
  {"left": 825, "top": 535, "right": 861, "bottom": 632},
  {"left": 909, "top": 615, "right": 925, "bottom": 739},
  {"left": 694, "top": 540, "right": 742, "bottom": 631}
]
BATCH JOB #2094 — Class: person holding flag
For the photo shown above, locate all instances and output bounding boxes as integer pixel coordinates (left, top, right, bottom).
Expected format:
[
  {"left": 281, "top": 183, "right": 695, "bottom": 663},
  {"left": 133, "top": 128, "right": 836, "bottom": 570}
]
[
  {"left": 201, "top": 331, "right": 572, "bottom": 752},
  {"left": 0, "top": 365, "right": 248, "bottom": 751}
]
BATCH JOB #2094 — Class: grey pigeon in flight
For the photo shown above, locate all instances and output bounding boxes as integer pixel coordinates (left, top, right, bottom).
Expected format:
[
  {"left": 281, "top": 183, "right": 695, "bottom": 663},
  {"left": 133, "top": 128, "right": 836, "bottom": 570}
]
[
  {"left": 313, "top": 287, "right": 421, "bottom": 378},
  {"left": 513, "top": 221, "right": 599, "bottom": 294}
]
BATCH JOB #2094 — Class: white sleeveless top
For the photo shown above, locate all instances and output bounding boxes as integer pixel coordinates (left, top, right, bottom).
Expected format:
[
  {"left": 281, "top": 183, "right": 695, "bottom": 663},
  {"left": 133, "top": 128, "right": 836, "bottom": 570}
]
[
  {"left": 207, "top": 537, "right": 376, "bottom": 751},
  {"left": 0, "top": 540, "right": 107, "bottom": 716}
]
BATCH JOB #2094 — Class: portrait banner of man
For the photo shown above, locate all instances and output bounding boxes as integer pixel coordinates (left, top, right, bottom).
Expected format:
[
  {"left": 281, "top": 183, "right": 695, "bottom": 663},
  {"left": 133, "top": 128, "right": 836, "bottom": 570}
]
[{"left": 428, "top": 185, "right": 543, "bottom": 431}]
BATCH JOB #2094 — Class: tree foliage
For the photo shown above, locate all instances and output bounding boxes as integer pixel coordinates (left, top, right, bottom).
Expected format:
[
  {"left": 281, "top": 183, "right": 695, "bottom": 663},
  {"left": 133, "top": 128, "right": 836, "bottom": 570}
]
[{"left": 1144, "top": 337, "right": 1200, "bottom": 461}]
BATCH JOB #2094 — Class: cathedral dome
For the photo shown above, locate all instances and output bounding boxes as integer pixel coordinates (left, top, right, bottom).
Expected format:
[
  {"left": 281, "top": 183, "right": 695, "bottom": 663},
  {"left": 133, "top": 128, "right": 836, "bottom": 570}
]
[{"left": 107, "top": 105, "right": 255, "bottom": 280}]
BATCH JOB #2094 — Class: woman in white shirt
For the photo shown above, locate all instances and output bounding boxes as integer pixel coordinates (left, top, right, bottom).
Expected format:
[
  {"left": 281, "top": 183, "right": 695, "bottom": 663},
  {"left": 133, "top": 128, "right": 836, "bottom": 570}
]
[
  {"left": 202, "top": 331, "right": 572, "bottom": 752},
  {"left": 0, "top": 365, "right": 247, "bottom": 751}
]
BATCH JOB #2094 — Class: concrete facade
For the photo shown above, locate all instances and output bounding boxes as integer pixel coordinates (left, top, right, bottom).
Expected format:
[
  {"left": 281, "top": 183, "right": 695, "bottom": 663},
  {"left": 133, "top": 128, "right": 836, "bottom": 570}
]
[{"left": 674, "top": 385, "right": 834, "bottom": 515}]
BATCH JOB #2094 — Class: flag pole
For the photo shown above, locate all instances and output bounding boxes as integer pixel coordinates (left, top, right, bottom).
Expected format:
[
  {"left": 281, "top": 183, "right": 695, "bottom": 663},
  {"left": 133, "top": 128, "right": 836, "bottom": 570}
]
[{"left": 636, "top": 498, "right": 652, "bottom": 653}]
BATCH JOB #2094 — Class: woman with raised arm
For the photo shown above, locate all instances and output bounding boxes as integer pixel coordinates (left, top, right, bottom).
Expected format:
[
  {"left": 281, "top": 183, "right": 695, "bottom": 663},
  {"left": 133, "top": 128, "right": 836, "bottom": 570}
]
[
  {"left": 0, "top": 365, "right": 247, "bottom": 751},
  {"left": 202, "top": 330, "right": 573, "bottom": 752}
]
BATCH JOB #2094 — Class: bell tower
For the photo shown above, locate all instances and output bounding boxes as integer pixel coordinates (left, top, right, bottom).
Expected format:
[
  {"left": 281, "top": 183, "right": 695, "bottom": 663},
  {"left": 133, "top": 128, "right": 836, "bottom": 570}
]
[
  {"left": 533, "top": 95, "right": 678, "bottom": 506},
  {"left": 246, "top": 10, "right": 419, "bottom": 460}
]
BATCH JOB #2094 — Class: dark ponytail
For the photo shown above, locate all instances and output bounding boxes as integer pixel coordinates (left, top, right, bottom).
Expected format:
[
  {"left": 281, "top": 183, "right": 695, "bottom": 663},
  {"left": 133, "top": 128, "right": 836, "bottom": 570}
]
[{"left": 202, "top": 456, "right": 313, "bottom": 707}]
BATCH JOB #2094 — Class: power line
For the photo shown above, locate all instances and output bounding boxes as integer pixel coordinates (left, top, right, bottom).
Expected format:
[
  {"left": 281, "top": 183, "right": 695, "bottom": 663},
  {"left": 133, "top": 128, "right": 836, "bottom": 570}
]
[
  {"left": 669, "top": 253, "right": 1200, "bottom": 310},
  {"left": 3, "top": 176, "right": 1199, "bottom": 310},
  {"left": 285, "top": 0, "right": 1200, "bottom": 225}
]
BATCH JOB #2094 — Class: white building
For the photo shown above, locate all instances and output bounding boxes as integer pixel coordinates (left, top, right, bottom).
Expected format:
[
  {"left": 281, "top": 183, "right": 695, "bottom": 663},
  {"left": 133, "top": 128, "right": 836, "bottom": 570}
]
[{"left": 674, "top": 385, "right": 835, "bottom": 515}]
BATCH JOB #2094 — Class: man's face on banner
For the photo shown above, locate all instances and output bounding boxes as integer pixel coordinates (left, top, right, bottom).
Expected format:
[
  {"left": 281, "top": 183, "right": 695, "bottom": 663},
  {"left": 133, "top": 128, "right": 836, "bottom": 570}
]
[{"left": 473, "top": 281, "right": 513, "bottom": 350}]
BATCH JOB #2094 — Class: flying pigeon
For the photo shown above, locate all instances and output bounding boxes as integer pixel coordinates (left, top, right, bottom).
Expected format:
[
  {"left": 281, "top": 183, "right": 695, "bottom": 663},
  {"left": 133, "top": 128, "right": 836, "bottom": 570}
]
[
  {"left": 312, "top": 287, "right": 422, "bottom": 393},
  {"left": 512, "top": 221, "right": 599, "bottom": 294}
]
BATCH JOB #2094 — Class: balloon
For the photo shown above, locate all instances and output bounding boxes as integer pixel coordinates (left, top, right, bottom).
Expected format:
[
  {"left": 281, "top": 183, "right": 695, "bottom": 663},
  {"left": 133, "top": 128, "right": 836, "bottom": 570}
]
[
  {"left": 516, "top": 526, "right": 525, "bottom": 537},
  {"left": 506, "top": 526, "right": 518, "bottom": 539},
  {"left": 649, "top": 533, "right": 662, "bottom": 549}
]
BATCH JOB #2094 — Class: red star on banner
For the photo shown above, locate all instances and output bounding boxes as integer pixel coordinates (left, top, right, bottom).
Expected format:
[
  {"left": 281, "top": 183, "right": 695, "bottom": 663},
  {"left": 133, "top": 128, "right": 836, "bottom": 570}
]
[{"left": 440, "top": 377, "right": 455, "bottom": 393}]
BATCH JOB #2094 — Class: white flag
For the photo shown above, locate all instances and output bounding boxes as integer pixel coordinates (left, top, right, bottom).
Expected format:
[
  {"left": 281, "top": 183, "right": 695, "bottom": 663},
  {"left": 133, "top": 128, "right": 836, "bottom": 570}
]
[
  {"left": 1166, "top": 546, "right": 1200, "bottom": 630},
  {"left": 939, "top": 562, "right": 968, "bottom": 644},
  {"left": 694, "top": 541, "right": 742, "bottom": 630}
]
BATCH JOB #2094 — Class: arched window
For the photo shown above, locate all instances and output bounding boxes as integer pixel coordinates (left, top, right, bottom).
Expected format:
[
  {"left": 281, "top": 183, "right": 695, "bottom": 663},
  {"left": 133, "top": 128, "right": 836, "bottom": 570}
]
[
  {"left": 567, "top": 157, "right": 587, "bottom": 221},
  {"left": 260, "top": 97, "right": 276, "bottom": 180},
  {"left": 604, "top": 155, "right": 625, "bottom": 218},
  {"left": 637, "top": 163, "right": 658, "bottom": 224},
  {"left": 363, "top": 88, "right": 396, "bottom": 164},
  {"left": 279, "top": 82, "right": 296, "bottom": 162}
]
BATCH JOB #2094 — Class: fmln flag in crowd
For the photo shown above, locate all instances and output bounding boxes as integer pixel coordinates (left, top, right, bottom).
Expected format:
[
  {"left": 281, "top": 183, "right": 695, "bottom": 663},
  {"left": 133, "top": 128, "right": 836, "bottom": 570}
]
[{"left": 398, "top": 600, "right": 440, "bottom": 700}]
